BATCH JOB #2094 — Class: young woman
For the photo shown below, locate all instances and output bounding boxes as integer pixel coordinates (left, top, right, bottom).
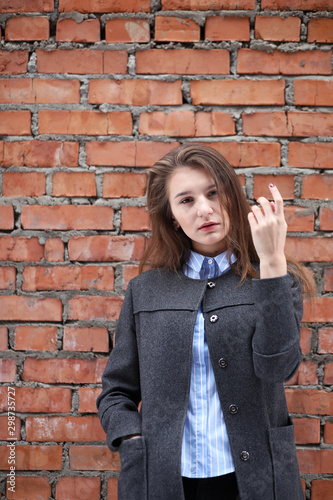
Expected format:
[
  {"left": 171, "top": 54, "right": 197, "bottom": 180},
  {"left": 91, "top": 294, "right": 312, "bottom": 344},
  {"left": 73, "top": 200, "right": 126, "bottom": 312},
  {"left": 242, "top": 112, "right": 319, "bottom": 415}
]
[{"left": 97, "top": 143, "right": 312, "bottom": 500}]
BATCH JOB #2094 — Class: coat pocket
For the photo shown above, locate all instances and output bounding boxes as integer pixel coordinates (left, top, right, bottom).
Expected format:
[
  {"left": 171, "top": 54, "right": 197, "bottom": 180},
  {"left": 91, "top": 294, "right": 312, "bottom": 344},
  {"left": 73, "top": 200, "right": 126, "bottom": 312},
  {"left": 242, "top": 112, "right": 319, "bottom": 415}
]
[
  {"left": 118, "top": 436, "right": 148, "bottom": 500},
  {"left": 268, "top": 420, "right": 304, "bottom": 500}
]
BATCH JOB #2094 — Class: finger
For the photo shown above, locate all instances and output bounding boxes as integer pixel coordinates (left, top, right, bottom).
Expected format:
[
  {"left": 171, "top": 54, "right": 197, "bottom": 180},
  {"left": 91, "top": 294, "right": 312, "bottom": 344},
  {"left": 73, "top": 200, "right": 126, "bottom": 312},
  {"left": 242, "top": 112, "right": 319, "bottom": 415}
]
[
  {"left": 268, "top": 183, "right": 284, "bottom": 217},
  {"left": 256, "top": 196, "right": 275, "bottom": 218},
  {"left": 250, "top": 205, "right": 264, "bottom": 224},
  {"left": 247, "top": 211, "right": 257, "bottom": 229}
]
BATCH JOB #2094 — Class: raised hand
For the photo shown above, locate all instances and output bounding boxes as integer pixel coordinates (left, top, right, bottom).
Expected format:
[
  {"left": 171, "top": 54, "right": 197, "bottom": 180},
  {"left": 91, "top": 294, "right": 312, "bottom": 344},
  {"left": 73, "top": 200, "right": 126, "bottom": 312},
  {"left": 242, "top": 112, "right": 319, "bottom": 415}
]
[{"left": 248, "top": 184, "right": 287, "bottom": 279}]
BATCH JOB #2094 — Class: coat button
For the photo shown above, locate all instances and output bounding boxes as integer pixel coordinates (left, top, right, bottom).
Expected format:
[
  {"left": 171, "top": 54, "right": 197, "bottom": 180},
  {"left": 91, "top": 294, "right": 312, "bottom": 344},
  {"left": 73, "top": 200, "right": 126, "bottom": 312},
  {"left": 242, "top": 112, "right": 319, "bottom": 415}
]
[
  {"left": 240, "top": 451, "right": 250, "bottom": 461},
  {"left": 229, "top": 404, "right": 238, "bottom": 415},
  {"left": 207, "top": 281, "right": 216, "bottom": 288},
  {"left": 210, "top": 314, "right": 218, "bottom": 323},
  {"left": 218, "top": 358, "right": 228, "bottom": 368}
]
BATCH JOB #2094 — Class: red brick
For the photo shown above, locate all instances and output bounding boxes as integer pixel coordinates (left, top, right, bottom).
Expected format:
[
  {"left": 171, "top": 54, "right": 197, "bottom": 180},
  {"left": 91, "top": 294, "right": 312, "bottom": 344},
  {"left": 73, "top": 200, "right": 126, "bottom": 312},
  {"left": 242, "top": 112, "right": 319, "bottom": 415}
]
[
  {"left": 52, "top": 172, "right": 96, "bottom": 197},
  {"left": 255, "top": 16, "right": 300, "bottom": 41},
  {"left": 0, "top": 296, "right": 62, "bottom": 321},
  {"left": 0, "top": 445, "right": 62, "bottom": 470},
  {"left": 21, "top": 205, "right": 114, "bottom": 230},
  {"left": 106, "top": 18, "right": 150, "bottom": 43},
  {"left": 23, "top": 265, "right": 114, "bottom": 291},
  {"left": 103, "top": 172, "right": 146, "bottom": 198},
  {"left": 0, "top": 140, "right": 79, "bottom": 168},
  {"left": 298, "top": 360, "right": 318, "bottom": 385},
  {"left": 0, "top": 206, "right": 14, "bottom": 230},
  {"left": 284, "top": 206, "right": 314, "bottom": 232},
  {"left": 324, "top": 364, "right": 333, "bottom": 385},
  {"left": 294, "top": 80, "right": 333, "bottom": 106},
  {"left": 103, "top": 50, "right": 129, "bottom": 74},
  {"left": 300, "top": 327, "right": 311, "bottom": 354},
  {"left": 22, "top": 358, "right": 107, "bottom": 384},
  {"left": 289, "top": 142, "right": 333, "bottom": 169},
  {"left": 285, "top": 388, "right": 333, "bottom": 415},
  {"left": 56, "top": 18, "right": 100, "bottom": 42},
  {"left": 297, "top": 449, "right": 333, "bottom": 474},
  {"left": 59, "top": 0, "right": 151, "bottom": 12},
  {"left": 0, "top": 386, "right": 71, "bottom": 413},
  {"left": 294, "top": 418, "right": 320, "bottom": 444},
  {"left": 303, "top": 297, "right": 333, "bottom": 322},
  {"left": 37, "top": 49, "right": 127, "bottom": 75},
  {"left": 262, "top": 1, "right": 333, "bottom": 10},
  {"left": 123, "top": 264, "right": 151, "bottom": 290},
  {"left": 0, "top": 111, "right": 30, "bottom": 135},
  {"left": 286, "top": 237, "right": 333, "bottom": 263},
  {"left": 318, "top": 328, "right": 333, "bottom": 354},
  {"left": 39, "top": 110, "right": 132, "bottom": 136},
  {"left": 237, "top": 49, "right": 332, "bottom": 75},
  {"left": 206, "top": 141, "right": 281, "bottom": 167},
  {"left": 0, "top": 327, "right": 8, "bottom": 350},
  {"left": 69, "top": 445, "right": 120, "bottom": 471},
  {"left": 45, "top": 238, "right": 64, "bottom": 262},
  {"left": 136, "top": 49, "right": 229, "bottom": 75},
  {"left": 0, "top": 236, "right": 44, "bottom": 262},
  {"left": 324, "top": 269, "right": 333, "bottom": 292},
  {"left": 78, "top": 387, "right": 101, "bottom": 413},
  {"left": 324, "top": 421, "right": 333, "bottom": 443},
  {"left": 244, "top": 111, "right": 333, "bottom": 137},
  {"left": 89, "top": 79, "right": 182, "bottom": 106},
  {"left": 0, "top": 415, "right": 20, "bottom": 440},
  {"left": 308, "top": 18, "right": 333, "bottom": 43},
  {"left": 0, "top": 50, "right": 28, "bottom": 74},
  {"left": 205, "top": 16, "right": 250, "bottom": 41},
  {"left": 3, "top": 172, "right": 45, "bottom": 197},
  {"left": 190, "top": 80, "right": 285, "bottom": 105},
  {"left": 196, "top": 112, "right": 235, "bottom": 136},
  {"left": 162, "top": 0, "right": 255, "bottom": 9},
  {"left": 0, "top": 359, "right": 16, "bottom": 382},
  {"left": 14, "top": 325, "right": 57, "bottom": 351},
  {"left": 0, "top": 78, "right": 80, "bottom": 104},
  {"left": 5, "top": 16, "right": 49, "bottom": 41},
  {"left": 56, "top": 477, "right": 101, "bottom": 500},
  {"left": 68, "top": 235, "right": 145, "bottom": 262},
  {"left": 68, "top": 296, "right": 123, "bottom": 321},
  {"left": 311, "top": 480, "right": 333, "bottom": 500},
  {"left": 302, "top": 175, "right": 333, "bottom": 200},
  {"left": 107, "top": 478, "right": 118, "bottom": 500},
  {"left": 0, "top": 1, "right": 54, "bottom": 12},
  {"left": 63, "top": 326, "right": 109, "bottom": 352},
  {"left": 121, "top": 206, "right": 150, "bottom": 231},
  {"left": 86, "top": 141, "right": 178, "bottom": 167},
  {"left": 139, "top": 110, "right": 195, "bottom": 137},
  {"left": 319, "top": 207, "right": 333, "bottom": 230},
  {"left": 155, "top": 16, "right": 200, "bottom": 42},
  {"left": 253, "top": 175, "right": 295, "bottom": 200},
  {"left": 6, "top": 477, "right": 51, "bottom": 500},
  {"left": 26, "top": 416, "right": 105, "bottom": 442}
]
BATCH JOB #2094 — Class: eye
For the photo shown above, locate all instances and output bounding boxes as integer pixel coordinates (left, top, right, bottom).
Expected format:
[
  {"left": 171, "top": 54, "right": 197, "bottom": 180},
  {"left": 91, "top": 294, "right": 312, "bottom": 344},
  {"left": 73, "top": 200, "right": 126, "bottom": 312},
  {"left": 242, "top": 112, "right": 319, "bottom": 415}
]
[
  {"left": 208, "top": 189, "right": 218, "bottom": 197},
  {"left": 180, "top": 197, "right": 193, "bottom": 204}
]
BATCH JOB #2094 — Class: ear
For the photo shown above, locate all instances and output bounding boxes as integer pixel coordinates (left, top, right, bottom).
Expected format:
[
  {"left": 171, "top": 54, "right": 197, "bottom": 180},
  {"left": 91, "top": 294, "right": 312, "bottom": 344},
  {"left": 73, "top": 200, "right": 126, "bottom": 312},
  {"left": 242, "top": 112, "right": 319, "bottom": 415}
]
[{"left": 172, "top": 217, "right": 180, "bottom": 230}]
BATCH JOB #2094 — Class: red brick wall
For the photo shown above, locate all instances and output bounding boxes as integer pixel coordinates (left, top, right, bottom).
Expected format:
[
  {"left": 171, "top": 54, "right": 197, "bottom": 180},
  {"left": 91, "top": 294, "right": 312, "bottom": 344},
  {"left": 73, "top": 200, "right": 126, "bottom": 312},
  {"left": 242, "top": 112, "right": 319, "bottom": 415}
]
[{"left": 0, "top": 1, "right": 332, "bottom": 498}]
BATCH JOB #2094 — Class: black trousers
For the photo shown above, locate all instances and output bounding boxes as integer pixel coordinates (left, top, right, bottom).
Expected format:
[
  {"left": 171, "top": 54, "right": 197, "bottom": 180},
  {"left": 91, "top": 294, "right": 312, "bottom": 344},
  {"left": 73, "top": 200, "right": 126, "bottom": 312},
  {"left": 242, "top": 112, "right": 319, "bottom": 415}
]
[{"left": 182, "top": 473, "right": 240, "bottom": 500}]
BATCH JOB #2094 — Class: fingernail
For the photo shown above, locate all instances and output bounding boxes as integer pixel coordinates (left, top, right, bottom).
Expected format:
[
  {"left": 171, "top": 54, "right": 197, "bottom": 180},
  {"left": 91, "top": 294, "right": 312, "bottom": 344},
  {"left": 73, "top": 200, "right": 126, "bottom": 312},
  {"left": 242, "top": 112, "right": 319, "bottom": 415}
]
[{"left": 269, "top": 183, "right": 275, "bottom": 188}]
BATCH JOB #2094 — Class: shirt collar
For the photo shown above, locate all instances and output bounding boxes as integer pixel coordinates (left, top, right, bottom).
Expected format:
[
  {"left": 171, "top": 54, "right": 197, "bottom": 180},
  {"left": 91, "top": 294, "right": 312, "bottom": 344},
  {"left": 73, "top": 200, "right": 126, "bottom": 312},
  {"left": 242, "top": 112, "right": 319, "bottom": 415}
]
[{"left": 186, "top": 250, "right": 235, "bottom": 277}]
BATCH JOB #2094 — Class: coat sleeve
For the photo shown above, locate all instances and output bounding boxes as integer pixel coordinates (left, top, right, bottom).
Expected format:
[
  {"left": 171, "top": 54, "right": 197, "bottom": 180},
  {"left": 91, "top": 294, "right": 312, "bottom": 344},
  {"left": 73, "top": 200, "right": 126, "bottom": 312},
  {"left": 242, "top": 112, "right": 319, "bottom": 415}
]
[
  {"left": 251, "top": 273, "right": 303, "bottom": 383},
  {"left": 96, "top": 281, "right": 142, "bottom": 451}
]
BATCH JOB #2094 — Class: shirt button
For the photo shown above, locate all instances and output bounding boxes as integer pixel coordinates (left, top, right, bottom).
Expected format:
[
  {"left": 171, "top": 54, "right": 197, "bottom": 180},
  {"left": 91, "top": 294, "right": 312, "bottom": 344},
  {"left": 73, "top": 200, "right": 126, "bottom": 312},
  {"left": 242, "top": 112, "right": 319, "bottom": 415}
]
[
  {"left": 240, "top": 451, "right": 250, "bottom": 461},
  {"left": 218, "top": 358, "right": 228, "bottom": 368},
  {"left": 207, "top": 281, "right": 216, "bottom": 289},
  {"left": 210, "top": 314, "right": 218, "bottom": 323},
  {"left": 207, "top": 259, "right": 213, "bottom": 265},
  {"left": 229, "top": 404, "right": 238, "bottom": 415}
]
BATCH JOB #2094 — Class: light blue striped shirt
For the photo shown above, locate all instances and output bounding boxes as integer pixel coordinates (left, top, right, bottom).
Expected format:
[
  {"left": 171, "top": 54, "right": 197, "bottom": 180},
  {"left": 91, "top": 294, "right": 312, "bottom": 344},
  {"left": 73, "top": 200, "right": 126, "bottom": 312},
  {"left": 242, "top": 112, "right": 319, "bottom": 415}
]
[{"left": 181, "top": 250, "right": 236, "bottom": 478}]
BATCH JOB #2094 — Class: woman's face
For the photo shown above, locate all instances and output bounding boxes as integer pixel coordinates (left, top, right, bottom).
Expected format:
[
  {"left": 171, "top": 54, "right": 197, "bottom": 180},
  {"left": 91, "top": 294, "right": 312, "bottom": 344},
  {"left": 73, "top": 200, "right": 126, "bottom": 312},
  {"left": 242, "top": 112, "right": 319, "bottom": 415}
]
[{"left": 167, "top": 165, "right": 230, "bottom": 257}]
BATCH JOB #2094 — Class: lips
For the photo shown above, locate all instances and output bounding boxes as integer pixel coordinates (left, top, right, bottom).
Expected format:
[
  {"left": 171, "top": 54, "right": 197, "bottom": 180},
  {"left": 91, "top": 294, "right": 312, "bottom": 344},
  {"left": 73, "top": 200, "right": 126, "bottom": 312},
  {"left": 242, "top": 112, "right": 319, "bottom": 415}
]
[{"left": 199, "top": 222, "right": 219, "bottom": 231}]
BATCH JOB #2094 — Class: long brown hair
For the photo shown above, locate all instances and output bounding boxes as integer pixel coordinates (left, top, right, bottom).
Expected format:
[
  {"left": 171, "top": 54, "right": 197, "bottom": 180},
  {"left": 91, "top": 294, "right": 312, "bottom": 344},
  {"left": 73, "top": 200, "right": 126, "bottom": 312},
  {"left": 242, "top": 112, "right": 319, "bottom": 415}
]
[{"left": 140, "top": 143, "right": 314, "bottom": 294}]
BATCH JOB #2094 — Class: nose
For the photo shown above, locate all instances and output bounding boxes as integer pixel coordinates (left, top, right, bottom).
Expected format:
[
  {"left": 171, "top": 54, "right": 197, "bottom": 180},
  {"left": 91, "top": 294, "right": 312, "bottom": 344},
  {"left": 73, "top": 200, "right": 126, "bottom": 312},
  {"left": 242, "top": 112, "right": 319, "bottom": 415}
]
[{"left": 197, "top": 197, "right": 213, "bottom": 217}]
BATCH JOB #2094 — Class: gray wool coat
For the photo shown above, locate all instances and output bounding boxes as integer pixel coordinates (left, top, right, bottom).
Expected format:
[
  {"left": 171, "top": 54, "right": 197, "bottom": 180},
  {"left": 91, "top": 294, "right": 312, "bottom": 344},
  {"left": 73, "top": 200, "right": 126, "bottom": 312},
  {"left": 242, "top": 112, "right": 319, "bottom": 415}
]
[{"left": 97, "top": 267, "right": 305, "bottom": 500}]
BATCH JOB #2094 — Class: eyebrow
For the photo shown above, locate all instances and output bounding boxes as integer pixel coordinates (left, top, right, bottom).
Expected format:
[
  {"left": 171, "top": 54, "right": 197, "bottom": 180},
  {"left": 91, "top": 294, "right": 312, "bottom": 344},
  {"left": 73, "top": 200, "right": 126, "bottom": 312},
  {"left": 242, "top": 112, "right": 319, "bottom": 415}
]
[{"left": 174, "top": 183, "right": 216, "bottom": 200}]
